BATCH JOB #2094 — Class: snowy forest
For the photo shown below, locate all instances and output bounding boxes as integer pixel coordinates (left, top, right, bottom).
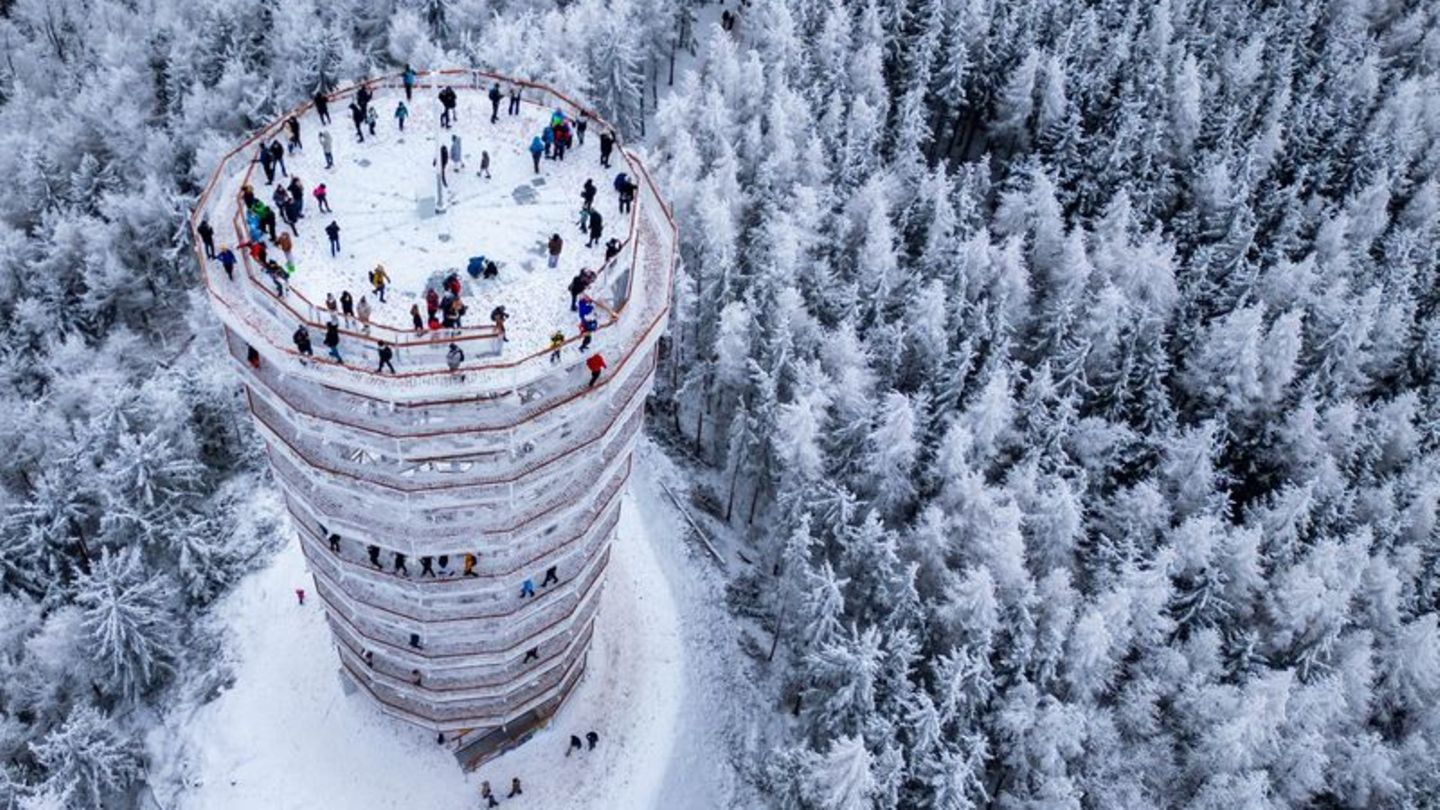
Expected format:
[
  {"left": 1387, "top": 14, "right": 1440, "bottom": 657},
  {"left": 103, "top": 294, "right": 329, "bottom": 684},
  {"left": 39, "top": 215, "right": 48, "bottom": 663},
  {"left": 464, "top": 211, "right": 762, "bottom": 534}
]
[{"left": 0, "top": 0, "right": 1437, "bottom": 806}]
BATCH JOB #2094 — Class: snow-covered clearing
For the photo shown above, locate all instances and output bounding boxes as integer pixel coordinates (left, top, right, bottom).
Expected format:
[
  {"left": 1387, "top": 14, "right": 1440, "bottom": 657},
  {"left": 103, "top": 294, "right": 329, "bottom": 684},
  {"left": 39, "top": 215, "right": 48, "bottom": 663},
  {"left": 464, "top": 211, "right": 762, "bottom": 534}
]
[{"left": 149, "top": 439, "right": 745, "bottom": 809}]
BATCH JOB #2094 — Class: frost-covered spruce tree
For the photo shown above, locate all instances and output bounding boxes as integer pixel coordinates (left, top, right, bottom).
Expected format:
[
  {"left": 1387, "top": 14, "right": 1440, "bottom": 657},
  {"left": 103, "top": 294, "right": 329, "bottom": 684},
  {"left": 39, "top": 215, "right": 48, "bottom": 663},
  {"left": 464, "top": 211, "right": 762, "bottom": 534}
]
[
  {"left": 29, "top": 705, "right": 143, "bottom": 810},
  {"left": 77, "top": 547, "right": 179, "bottom": 702},
  {"left": 651, "top": 0, "right": 1440, "bottom": 805}
]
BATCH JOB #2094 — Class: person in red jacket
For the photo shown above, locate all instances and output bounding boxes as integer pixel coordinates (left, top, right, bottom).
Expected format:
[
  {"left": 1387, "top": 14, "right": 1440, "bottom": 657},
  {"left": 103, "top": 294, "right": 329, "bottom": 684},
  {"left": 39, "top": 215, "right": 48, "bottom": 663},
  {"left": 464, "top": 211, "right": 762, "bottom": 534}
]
[{"left": 586, "top": 352, "right": 607, "bottom": 387}]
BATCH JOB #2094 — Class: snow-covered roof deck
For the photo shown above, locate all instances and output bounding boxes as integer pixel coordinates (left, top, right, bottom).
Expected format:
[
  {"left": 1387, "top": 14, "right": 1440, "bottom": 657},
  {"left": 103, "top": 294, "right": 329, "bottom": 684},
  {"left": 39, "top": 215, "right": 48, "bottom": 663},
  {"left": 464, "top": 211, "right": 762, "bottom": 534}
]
[{"left": 193, "top": 70, "right": 675, "bottom": 402}]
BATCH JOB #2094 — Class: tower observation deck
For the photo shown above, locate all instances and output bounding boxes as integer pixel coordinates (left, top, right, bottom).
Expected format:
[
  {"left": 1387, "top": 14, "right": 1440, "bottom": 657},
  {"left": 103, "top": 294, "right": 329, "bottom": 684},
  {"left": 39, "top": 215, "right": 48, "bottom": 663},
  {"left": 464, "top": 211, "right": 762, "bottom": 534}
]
[{"left": 189, "top": 70, "right": 677, "bottom": 766}]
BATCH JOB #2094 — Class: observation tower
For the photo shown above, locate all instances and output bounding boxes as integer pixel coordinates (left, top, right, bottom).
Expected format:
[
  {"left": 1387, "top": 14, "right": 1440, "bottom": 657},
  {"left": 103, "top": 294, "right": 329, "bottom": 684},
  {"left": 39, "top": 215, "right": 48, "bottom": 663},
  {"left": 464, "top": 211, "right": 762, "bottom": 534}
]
[{"left": 189, "top": 70, "right": 676, "bottom": 767}]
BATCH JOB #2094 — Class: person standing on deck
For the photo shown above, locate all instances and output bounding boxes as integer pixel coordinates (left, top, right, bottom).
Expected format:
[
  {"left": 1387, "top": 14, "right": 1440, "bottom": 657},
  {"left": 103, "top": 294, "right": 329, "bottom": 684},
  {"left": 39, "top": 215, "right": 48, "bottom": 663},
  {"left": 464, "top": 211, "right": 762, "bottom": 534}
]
[
  {"left": 324, "top": 321, "right": 343, "bottom": 363},
  {"left": 349, "top": 101, "right": 365, "bottom": 142},
  {"left": 488, "top": 82, "right": 503, "bottom": 122},
  {"left": 587, "top": 352, "right": 607, "bottom": 386},
  {"left": 318, "top": 130, "right": 334, "bottom": 169},
  {"left": 196, "top": 218, "right": 216, "bottom": 259},
  {"left": 586, "top": 208, "right": 604, "bottom": 247},
  {"left": 356, "top": 295, "right": 371, "bottom": 333},
  {"left": 370, "top": 264, "right": 389, "bottom": 302},
  {"left": 599, "top": 130, "right": 615, "bottom": 168},
  {"left": 547, "top": 233, "right": 564, "bottom": 268}
]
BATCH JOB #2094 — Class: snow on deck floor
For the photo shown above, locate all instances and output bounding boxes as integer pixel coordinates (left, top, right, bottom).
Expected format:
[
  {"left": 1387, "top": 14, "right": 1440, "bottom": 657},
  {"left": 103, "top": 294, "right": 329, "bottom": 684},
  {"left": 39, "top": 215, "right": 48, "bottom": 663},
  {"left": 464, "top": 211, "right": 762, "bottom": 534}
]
[
  {"left": 150, "top": 440, "right": 740, "bottom": 809},
  {"left": 271, "top": 86, "right": 623, "bottom": 355}
]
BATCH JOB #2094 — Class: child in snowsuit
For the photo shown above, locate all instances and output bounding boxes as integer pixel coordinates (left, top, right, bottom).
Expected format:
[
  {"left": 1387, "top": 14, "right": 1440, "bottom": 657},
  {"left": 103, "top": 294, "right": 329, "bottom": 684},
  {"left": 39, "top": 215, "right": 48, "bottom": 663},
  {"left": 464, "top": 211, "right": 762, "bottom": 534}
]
[
  {"left": 548, "top": 234, "right": 563, "bottom": 268},
  {"left": 491, "top": 306, "right": 509, "bottom": 342},
  {"left": 395, "top": 101, "right": 408, "bottom": 131},
  {"left": 370, "top": 264, "right": 389, "bottom": 302}
]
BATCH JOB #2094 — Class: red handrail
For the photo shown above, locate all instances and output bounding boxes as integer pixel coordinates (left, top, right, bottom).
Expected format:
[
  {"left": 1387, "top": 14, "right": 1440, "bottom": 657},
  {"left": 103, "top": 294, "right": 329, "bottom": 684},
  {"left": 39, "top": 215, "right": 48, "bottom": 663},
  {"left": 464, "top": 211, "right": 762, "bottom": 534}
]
[
  {"left": 286, "top": 473, "right": 624, "bottom": 581},
  {"left": 332, "top": 627, "right": 591, "bottom": 728},
  {"left": 193, "top": 68, "right": 673, "bottom": 384},
  {"left": 300, "top": 539, "right": 609, "bottom": 627},
  {"left": 243, "top": 354, "right": 650, "bottom": 492},
  {"left": 313, "top": 553, "right": 607, "bottom": 660}
]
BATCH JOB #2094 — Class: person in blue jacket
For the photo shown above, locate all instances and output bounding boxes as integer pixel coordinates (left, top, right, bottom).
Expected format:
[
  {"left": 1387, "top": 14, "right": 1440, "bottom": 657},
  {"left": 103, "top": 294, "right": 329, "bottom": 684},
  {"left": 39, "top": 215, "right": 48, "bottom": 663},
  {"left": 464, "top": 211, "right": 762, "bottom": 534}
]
[
  {"left": 530, "top": 136, "right": 544, "bottom": 173},
  {"left": 402, "top": 64, "right": 416, "bottom": 100},
  {"left": 541, "top": 125, "right": 554, "bottom": 159},
  {"left": 216, "top": 246, "right": 237, "bottom": 280}
]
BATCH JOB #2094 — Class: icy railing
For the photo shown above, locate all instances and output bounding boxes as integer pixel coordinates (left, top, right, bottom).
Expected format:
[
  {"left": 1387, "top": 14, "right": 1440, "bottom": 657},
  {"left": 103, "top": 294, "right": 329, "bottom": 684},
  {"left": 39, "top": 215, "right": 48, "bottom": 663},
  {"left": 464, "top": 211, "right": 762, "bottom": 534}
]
[
  {"left": 300, "top": 521, "right": 611, "bottom": 626},
  {"left": 344, "top": 620, "right": 592, "bottom": 706},
  {"left": 193, "top": 69, "right": 676, "bottom": 396},
  {"left": 281, "top": 452, "right": 631, "bottom": 564},
  {"left": 294, "top": 504, "right": 619, "bottom": 622},
  {"left": 337, "top": 599, "right": 595, "bottom": 694},
  {"left": 266, "top": 407, "right": 642, "bottom": 540},
  {"left": 309, "top": 545, "right": 607, "bottom": 652},
  {"left": 238, "top": 337, "right": 656, "bottom": 485},
  {"left": 234, "top": 334, "right": 659, "bottom": 461},
  {"left": 348, "top": 627, "right": 592, "bottom": 719},
  {"left": 317, "top": 559, "right": 605, "bottom": 664},
  {"left": 233, "top": 324, "right": 656, "bottom": 466},
  {"left": 292, "top": 489, "right": 620, "bottom": 604},
  {"left": 337, "top": 624, "right": 592, "bottom": 728}
]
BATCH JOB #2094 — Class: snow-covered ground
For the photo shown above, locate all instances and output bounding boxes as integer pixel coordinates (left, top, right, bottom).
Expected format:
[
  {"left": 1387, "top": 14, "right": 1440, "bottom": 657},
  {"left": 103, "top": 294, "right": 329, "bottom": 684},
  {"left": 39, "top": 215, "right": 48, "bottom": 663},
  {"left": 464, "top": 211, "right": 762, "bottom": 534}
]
[
  {"left": 273, "top": 86, "right": 625, "bottom": 355},
  {"left": 148, "top": 440, "right": 748, "bottom": 809}
]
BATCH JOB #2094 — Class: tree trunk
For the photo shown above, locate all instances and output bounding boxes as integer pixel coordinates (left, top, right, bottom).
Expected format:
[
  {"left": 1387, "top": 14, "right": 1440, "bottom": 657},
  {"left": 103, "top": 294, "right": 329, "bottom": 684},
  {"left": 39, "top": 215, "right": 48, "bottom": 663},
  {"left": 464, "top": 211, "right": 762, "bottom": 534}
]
[
  {"left": 724, "top": 450, "right": 744, "bottom": 523},
  {"left": 746, "top": 461, "right": 765, "bottom": 525},
  {"left": 669, "top": 35, "right": 677, "bottom": 87},
  {"left": 692, "top": 401, "right": 705, "bottom": 456},
  {"left": 767, "top": 585, "right": 790, "bottom": 662},
  {"left": 72, "top": 521, "right": 93, "bottom": 573}
]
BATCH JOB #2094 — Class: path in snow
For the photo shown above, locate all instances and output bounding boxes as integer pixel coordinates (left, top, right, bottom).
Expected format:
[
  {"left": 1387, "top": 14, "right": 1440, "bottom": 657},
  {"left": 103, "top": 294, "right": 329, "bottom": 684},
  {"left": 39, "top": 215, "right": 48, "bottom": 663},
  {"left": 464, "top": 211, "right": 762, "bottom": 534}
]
[{"left": 151, "top": 440, "right": 739, "bottom": 809}]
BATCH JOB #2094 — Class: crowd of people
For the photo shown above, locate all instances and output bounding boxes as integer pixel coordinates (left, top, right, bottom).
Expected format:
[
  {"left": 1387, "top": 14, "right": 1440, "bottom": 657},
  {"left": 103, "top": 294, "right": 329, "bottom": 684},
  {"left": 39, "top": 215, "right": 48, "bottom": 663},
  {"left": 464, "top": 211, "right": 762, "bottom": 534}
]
[{"left": 199, "top": 73, "right": 646, "bottom": 387}]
